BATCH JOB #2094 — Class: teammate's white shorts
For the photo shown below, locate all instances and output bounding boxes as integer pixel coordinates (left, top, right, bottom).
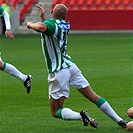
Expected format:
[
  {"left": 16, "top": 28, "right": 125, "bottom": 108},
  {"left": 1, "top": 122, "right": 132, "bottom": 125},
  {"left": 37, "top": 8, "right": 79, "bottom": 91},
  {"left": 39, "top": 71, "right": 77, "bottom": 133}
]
[{"left": 48, "top": 63, "right": 90, "bottom": 99}]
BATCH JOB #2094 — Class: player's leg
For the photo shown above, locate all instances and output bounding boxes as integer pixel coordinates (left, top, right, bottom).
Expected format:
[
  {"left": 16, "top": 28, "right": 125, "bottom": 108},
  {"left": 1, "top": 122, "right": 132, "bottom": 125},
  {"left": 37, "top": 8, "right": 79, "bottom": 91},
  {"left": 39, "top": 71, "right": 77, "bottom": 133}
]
[
  {"left": 50, "top": 96, "right": 81, "bottom": 120},
  {"left": 48, "top": 68, "right": 98, "bottom": 128},
  {"left": 49, "top": 69, "right": 82, "bottom": 120},
  {"left": 0, "top": 53, "right": 27, "bottom": 81},
  {"left": 126, "top": 107, "right": 133, "bottom": 131},
  {"left": 50, "top": 96, "right": 65, "bottom": 117},
  {"left": 78, "top": 86, "right": 127, "bottom": 128},
  {"left": 0, "top": 59, "right": 32, "bottom": 93},
  {"left": 50, "top": 96, "right": 98, "bottom": 128},
  {"left": 127, "top": 107, "right": 133, "bottom": 118},
  {"left": 126, "top": 121, "right": 133, "bottom": 131},
  {"left": 0, "top": 60, "right": 27, "bottom": 81},
  {"left": 70, "top": 63, "right": 127, "bottom": 128}
]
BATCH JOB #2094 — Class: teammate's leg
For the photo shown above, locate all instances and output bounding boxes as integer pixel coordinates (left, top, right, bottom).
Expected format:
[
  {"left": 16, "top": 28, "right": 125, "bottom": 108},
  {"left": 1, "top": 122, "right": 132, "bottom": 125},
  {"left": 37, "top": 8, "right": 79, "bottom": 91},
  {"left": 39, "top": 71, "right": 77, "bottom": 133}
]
[
  {"left": 0, "top": 60, "right": 27, "bottom": 81},
  {"left": 0, "top": 60, "right": 32, "bottom": 93}
]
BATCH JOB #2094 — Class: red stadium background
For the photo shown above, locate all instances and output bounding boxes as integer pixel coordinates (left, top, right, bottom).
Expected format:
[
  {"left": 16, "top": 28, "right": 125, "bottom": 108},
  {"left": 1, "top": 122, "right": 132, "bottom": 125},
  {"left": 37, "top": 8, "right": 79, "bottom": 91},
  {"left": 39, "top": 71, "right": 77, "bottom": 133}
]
[
  {"left": 52, "top": 0, "right": 133, "bottom": 30},
  {"left": 0, "top": 0, "right": 133, "bottom": 31},
  {"left": 67, "top": 9, "right": 133, "bottom": 30}
]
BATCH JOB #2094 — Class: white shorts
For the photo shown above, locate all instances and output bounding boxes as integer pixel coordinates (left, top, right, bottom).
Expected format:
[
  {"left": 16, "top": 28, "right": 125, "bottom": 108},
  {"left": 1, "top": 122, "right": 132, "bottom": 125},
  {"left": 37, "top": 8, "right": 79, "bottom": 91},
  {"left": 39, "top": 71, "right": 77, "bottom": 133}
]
[{"left": 48, "top": 63, "right": 90, "bottom": 99}]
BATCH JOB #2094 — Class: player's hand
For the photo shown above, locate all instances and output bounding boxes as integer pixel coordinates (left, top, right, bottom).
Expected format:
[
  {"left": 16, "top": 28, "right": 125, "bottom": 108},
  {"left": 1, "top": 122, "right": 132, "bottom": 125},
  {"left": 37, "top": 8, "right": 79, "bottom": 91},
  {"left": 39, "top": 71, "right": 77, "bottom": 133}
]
[
  {"left": 5, "top": 30, "right": 14, "bottom": 40},
  {"left": 26, "top": 22, "right": 31, "bottom": 29},
  {"left": 36, "top": 3, "right": 46, "bottom": 21},
  {"left": 36, "top": 3, "right": 45, "bottom": 14},
  {"left": 26, "top": 22, "right": 34, "bottom": 29}
]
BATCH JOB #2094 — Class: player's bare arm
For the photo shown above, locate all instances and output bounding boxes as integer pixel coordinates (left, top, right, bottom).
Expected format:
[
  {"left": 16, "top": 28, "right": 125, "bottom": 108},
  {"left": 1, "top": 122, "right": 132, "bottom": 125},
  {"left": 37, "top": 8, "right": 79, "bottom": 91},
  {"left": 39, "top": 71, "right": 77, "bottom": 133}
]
[
  {"left": 26, "top": 22, "right": 47, "bottom": 32},
  {"left": 5, "top": 30, "right": 14, "bottom": 40},
  {"left": 36, "top": 3, "right": 46, "bottom": 22}
]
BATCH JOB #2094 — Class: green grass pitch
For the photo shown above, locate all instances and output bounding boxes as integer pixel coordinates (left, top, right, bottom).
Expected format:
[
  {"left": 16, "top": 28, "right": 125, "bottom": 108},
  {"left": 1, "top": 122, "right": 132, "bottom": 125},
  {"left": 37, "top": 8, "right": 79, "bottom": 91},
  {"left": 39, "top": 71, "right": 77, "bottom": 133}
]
[{"left": 0, "top": 33, "right": 132, "bottom": 133}]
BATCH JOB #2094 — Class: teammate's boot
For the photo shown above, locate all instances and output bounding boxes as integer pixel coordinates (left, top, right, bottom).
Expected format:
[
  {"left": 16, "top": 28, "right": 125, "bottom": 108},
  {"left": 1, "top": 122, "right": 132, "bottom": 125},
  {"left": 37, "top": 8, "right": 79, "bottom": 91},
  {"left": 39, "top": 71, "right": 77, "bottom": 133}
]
[
  {"left": 80, "top": 110, "right": 98, "bottom": 128},
  {"left": 24, "top": 75, "right": 32, "bottom": 94},
  {"left": 118, "top": 119, "right": 128, "bottom": 128}
]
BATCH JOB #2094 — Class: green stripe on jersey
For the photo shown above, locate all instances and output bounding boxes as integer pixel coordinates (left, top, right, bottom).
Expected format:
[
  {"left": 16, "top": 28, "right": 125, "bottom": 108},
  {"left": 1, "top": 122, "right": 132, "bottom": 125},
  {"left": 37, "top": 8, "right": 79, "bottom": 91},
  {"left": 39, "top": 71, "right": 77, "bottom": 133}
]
[
  {"left": 41, "top": 34, "right": 52, "bottom": 73},
  {"left": 42, "top": 18, "right": 73, "bottom": 74}
]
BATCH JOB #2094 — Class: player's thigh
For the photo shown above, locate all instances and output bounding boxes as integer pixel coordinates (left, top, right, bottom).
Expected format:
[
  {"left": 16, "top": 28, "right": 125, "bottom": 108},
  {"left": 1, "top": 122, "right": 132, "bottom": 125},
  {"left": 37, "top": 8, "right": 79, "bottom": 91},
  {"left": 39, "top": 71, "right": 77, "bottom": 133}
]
[
  {"left": 69, "top": 64, "right": 100, "bottom": 102},
  {"left": 69, "top": 64, "right": 90, "bottom": 89}
]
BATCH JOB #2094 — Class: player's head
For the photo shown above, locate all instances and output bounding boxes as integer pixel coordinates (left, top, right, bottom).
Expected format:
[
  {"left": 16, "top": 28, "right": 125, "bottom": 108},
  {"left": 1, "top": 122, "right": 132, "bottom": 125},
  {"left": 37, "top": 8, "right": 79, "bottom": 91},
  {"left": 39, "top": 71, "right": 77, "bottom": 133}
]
[{"left": 51, "top": 4, "right": 68, "bottom": 19}]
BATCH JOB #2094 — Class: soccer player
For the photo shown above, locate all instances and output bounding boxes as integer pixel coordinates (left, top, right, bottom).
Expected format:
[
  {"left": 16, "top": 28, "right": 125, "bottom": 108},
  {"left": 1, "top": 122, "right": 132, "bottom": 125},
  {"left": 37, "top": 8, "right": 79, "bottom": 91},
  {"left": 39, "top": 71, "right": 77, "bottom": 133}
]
[
  {"left": 26, "top": 3, "right": 127, "bottom": 128},
  {"left": 0, "top": 6, "right": 32, "bottom": 94}
]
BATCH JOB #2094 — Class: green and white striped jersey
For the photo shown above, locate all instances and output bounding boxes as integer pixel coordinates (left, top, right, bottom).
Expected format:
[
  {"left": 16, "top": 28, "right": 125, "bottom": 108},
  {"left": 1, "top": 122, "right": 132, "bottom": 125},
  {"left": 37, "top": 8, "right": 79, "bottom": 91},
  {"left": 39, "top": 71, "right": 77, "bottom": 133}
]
[
  {"left": 0, "top": 6, "right": 4, "bottom": 15},
  {"left": 41, "top": 18, "right": 74, "bottom": 74}
]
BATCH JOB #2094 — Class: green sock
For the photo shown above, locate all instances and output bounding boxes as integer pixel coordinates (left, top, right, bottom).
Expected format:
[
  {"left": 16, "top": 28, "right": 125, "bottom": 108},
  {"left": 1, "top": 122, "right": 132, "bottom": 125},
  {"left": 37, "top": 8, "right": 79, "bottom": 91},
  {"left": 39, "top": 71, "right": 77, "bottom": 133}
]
[
  {"left": 56, "top": 108, "right": 63, "bottom": 118},
  {"left": 1, "top": 62, "right": 6, "bottom": 71},
  {"left": 95, "top": 97, "right": 106, "bottom": 108}
]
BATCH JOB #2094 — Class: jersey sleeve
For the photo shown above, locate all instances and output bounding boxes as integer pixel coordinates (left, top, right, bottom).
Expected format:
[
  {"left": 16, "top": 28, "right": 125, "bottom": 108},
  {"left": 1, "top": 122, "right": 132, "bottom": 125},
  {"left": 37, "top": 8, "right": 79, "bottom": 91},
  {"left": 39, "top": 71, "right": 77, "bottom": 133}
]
[{"left": 43, "top": 19, "right": 56, "bottom": 36}]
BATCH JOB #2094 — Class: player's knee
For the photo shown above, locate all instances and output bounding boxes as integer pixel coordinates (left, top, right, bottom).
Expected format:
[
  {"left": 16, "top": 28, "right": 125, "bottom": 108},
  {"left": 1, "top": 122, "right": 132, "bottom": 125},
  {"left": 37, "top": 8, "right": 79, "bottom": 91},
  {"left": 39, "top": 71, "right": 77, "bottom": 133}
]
[
  {"left": 51, "top": 111, "right": 57, "bottom": 118},
  {"left": 0, "top": 60, "right": 4, "bottom": 70},
  {"left": 127, "top": 107, "right": 133, "bottom": 118},
  {"left": 126, "top": 121, "right": 133, "bottom": 131}
]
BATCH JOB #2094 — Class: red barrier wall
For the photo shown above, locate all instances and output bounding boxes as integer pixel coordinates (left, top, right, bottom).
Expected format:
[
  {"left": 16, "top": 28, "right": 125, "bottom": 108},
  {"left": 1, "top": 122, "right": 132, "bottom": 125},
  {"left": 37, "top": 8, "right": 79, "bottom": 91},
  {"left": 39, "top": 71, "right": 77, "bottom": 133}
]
[{"left": 67, "top": 10, "right": 133, "bottom": 30}]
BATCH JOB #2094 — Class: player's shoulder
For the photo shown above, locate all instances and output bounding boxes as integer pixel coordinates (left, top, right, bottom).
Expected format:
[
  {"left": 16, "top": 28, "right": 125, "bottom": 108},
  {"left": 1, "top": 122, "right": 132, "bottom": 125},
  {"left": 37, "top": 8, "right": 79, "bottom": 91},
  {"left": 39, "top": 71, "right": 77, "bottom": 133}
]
[
  {"left": 44, "top": 18, "right": 69, "bottom": 24},
  {"left": 45, "top": 18, "right": 55, "bottom": 23},
  {"left": 44, "top": 19, "right": 56, "bottom": 28},
  {"left": 56, "top": 18, "right": 69, "bottom": 23}
]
